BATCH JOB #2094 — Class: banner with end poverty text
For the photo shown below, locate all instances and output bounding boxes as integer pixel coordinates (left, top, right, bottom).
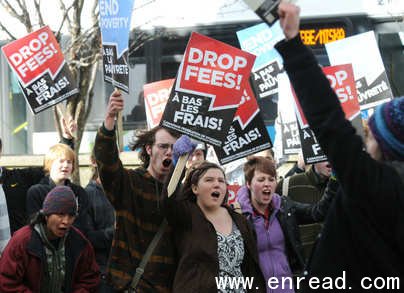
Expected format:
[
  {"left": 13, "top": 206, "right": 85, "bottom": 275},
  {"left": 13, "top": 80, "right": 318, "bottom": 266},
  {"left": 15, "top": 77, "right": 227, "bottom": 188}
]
[
  {"left": 160, "top": 32, "right": 256, "bottom": 147},
  {"left": 214, "top": 84, "right": 272, "bottom": 165},
  {"left": 144, "top": 79, "right": 175, "bottom": 129},
  {"left": 293, "top": 64, "right": 362, "bottom": 164},
  {"left": 1, "top": 26, "right": 78, "bottom": 114},
  {"left": 326, "top": 31, "right": 393, "bottom": 112},
  {"left": 99, "top": 0, "right": 134, "bottom": 93},
  {"left": 237, "top": 22, "right": 284, "bottom": 100}
]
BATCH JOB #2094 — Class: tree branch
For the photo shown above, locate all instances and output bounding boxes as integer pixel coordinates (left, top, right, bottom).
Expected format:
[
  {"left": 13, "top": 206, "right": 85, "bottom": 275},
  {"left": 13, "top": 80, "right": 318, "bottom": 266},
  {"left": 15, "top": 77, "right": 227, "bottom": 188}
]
[
  {"left": 84, "top": 62, "right": 98, "bottom": 122},
  {"left": 33, "top": 0, "right": 45, "bottom": 27},
  {"left": 0, "top": 0, "right": 24, "bottom": 23},
  {"left": 0, "top": 21, "right": 17, "bottom": 40}
]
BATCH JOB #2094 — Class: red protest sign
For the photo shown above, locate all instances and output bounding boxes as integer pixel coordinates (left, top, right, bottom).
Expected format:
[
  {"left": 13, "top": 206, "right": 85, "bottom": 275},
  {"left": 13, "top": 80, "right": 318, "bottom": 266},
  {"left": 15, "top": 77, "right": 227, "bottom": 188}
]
[
  {"left": 292, "top": 64, "right": 362, "bottom": 164},
  {"left": 323, "top": 64, "right": 360, "bottom": 120},
  {"left": 227, "top": 184, "right": 241, "bottom": 205},
  {"left": 293, "top": 63, "right": 360, "bottom": 128},
  {"left": 161, "top": 32, "right": 256, "bottom": 146},
  {"left": 2, "top": 26, "right": 64, "bottom": 86},
  {"left": 178, "top": 33, "right": 255, "bottom": 109},
  {"left": 1, "top": 26, "right": 78, "bottom": 114},
  {"left": 144, "top": 79, "right": 174, "bottom": 129}
]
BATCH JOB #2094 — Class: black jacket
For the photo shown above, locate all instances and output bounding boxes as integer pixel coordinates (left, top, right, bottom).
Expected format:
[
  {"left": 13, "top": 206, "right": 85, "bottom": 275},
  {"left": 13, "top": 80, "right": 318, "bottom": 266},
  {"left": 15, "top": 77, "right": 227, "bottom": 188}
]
[
  {"left": 0, "top": 137, "right": 74, "bottom": 233},
  {"left": 85, "top": 180, "right": 115, "bottom": 272},
  {"left": 0, "top": 167, "right": 44, "bottom": 233},
  {"left": 276, "top": 36, "right": 404, "bottom": 292},
  {"left": 276, "top": 179, "right": 337, "bottom": 275},
  {"left": 26, "top": 176, "right": 91, "bottom": 236}
]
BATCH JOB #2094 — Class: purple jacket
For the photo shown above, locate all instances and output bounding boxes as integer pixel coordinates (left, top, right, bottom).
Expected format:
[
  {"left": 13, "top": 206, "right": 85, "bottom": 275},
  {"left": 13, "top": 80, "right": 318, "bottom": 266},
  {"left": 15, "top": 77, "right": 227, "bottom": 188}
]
[{"left": 238, "top": 186, "right": 294, "bottom": 293}]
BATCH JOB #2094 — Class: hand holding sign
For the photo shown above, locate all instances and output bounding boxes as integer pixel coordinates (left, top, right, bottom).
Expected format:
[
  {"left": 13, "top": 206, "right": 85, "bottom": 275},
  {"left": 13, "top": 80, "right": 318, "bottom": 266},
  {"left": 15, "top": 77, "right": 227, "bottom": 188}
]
[{"left": 105, "top": 89, "right": 124, "bottom": 131}]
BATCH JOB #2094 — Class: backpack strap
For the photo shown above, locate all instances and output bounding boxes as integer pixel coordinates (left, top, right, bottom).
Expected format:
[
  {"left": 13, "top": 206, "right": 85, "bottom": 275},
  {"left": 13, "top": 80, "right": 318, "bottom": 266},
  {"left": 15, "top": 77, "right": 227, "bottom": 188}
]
[{"left": 282, "top": 176, "right": 290, "bottom": 197}]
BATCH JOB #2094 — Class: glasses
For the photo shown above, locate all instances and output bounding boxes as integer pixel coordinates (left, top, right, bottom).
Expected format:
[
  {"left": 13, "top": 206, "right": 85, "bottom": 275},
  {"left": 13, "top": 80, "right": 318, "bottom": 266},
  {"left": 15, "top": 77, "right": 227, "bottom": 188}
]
[{"left": 155, "top": 143, "right": 174, "bottom": 152}]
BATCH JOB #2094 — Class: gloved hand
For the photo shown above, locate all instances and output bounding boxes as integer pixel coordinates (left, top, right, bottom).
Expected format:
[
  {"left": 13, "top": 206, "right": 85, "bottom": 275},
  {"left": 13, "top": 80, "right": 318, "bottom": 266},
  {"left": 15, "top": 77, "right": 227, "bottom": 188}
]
[{"left": 172, "top": 135, "right": 197, "bottom": 166}]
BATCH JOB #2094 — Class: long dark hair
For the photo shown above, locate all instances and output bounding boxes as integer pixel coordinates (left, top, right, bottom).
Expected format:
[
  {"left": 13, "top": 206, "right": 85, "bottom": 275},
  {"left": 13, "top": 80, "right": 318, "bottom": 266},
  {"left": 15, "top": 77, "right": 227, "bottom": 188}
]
[
  {"left": 129, "top": 126, "right": 179, "bottom": 168},
  {"left": 182, "top": 161, "right": 228, "bottom": 204}
]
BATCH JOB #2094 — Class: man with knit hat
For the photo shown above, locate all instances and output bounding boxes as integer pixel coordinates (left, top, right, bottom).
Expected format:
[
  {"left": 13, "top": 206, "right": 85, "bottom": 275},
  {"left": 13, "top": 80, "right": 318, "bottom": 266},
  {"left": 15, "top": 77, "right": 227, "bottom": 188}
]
[
  {"left": 275, "top": 2, "right": 403, "bottom": 292},
  {"left": 0, "top": 186, "right": 100, "bottom": 292}
]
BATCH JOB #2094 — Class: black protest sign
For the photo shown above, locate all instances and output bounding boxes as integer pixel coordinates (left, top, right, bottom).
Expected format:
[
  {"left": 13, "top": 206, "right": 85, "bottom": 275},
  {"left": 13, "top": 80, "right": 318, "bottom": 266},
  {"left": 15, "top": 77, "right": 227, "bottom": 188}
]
[
  {"left": 281, "top": 119, "right": 301, "bottom": 155},
  {"left": 297, "top": 125, "right": 327, "bottom": 165},
  {"left": 356, "top": 73, "right": 393, "bottom": 110},
  {"left": 214, "top": 85, "right": 272, "bottom": 165},
  {"left": 251, "top": 60, "right": 282, "bottom": 99}
]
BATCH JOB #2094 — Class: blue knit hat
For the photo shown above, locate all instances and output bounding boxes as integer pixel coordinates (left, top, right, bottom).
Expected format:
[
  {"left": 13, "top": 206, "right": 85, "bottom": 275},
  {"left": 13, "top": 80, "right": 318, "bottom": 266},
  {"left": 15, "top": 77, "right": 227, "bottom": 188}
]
[
  {"left": 42, "top": 186, "right": 78, "bottom": 216},
  {"left": 368, "top": 97, "right": 404, "bottom": 161}
]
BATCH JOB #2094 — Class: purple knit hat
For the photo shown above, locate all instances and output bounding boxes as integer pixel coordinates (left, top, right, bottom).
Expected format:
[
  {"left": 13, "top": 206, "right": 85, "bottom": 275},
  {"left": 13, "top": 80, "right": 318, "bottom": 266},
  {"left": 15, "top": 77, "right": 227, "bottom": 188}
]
[
  {"left": 368, "top": 97, "right": 404, "bottom": 161},
  {"left": 42, "top": 186, "right": 78, "bottom": 216}
]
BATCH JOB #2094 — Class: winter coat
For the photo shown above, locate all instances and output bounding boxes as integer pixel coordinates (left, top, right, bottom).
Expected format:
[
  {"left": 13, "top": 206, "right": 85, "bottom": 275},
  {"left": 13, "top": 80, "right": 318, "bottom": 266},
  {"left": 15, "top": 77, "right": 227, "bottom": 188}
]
[
  {"left": 276, "top": 165, "right": 329, "bottom": 259},
  {"left": 163, "top": 192, "right": 266, "bottom": 293},
  {"left": 85, "top": 180, "right": 115, "bottom": 273},
  {"left": 276, "top": 36, "right": 404, "bottom": 292},
  {"left": 94, "top": 126, "right": 176, "bottom": 292},
  {"left": 237, "top": 183, "right": 336, "bottom": 281},
  {"left": 0, "top": 167, "right": 44, "bottom": 233},
  {"left": 26, "top": 176, "right": 91, "bottom": 236},
  {"left": 0, "top": 225, "right": 100, "bottom": 292}
]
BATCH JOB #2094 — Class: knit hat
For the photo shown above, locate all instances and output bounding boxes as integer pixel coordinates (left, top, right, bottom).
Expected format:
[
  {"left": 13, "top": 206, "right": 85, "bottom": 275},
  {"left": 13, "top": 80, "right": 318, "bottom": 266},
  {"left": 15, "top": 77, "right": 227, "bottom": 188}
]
[
  {"left": 368, "top": 97, "right": 404, "bottom": 161},
  {"left": 42, "top": 186, "right": 78, "bottom": 216}
]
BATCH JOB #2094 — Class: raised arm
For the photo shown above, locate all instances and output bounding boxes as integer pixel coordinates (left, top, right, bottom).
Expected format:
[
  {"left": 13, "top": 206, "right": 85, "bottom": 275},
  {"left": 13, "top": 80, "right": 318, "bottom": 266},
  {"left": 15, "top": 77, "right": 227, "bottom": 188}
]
[
  {"left": 93, "top": 90, "right": 127, "bottom": 208},
  {"left": 275, "top": 2, "right": 401, "bottom": 208}
]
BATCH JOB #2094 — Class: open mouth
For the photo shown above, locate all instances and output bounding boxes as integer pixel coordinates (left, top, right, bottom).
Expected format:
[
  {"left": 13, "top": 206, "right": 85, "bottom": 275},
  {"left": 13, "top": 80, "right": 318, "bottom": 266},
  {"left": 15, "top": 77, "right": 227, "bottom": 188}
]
[
  {"left": 262, "top": 190, "right": 271, "bottom": 196},
  {"left": 211, "top": 191, "right": 220, "bottom": 198},
  {"left": 162, "top": 159, "right": 172, "bottom": 167}
]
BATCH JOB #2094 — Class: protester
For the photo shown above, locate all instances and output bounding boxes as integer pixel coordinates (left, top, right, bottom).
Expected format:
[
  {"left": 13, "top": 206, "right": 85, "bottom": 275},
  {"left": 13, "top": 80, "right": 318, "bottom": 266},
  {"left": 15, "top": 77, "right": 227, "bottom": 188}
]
[
  {"left": 85, "top": 150, "right": 115, "bottom": 293},
  {"left": 237, "top": 156, "right": 336, "bottom": 292},
  {"left": 0, "top": 116, "right": 75, "bottom": 253},
  {"left": 94, "top": 89, "right": 180, "bottom": 291},
  {"left": 0, "top": 186, "right": 99, "bottom": 292},
  {"left": 26, "top": 142, "right": 91, "bottom": 236},
  {"left": 163, "top": 159, "right": 266, "bottom": 292},
  {"left": 276, "top": 161, "right": 331, "bottom": 258},
  {"left": 276, "top": 2, "right": 404, "bottom": 291}
]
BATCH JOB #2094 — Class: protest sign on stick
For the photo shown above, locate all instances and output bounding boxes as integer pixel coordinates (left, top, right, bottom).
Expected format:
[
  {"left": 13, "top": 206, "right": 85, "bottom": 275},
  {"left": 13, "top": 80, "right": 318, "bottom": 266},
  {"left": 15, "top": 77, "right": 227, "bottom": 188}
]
[
  {"left": 2, "top": 26, "right": 78, "bottom": 114},
  {"left": 99, "top": 0, "right": 134, "bottom": 93},
  {"left": 161, "top": 32, "right": 256, "bottom": 147}
]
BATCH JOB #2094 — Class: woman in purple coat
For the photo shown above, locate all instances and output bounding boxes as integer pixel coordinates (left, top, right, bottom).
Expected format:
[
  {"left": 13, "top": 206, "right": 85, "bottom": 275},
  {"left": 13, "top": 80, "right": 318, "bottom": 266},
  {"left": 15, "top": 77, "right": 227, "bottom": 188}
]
[{"left": 237, "top": 156, "right": 337, "bottom": 292}]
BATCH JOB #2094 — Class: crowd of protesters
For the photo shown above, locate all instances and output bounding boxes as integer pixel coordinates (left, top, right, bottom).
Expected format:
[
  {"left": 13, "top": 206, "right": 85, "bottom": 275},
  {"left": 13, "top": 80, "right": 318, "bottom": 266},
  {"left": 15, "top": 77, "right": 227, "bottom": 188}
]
[{"left": 0, "top": 2, "right": 402, "bottom": 293}]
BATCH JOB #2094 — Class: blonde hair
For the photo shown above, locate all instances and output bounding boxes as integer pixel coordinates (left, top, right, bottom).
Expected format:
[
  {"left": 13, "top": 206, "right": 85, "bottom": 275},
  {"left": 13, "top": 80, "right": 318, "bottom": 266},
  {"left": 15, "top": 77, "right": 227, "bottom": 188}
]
[{"left": 43, "top": 144, "right": 75, "bottom": 174}]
